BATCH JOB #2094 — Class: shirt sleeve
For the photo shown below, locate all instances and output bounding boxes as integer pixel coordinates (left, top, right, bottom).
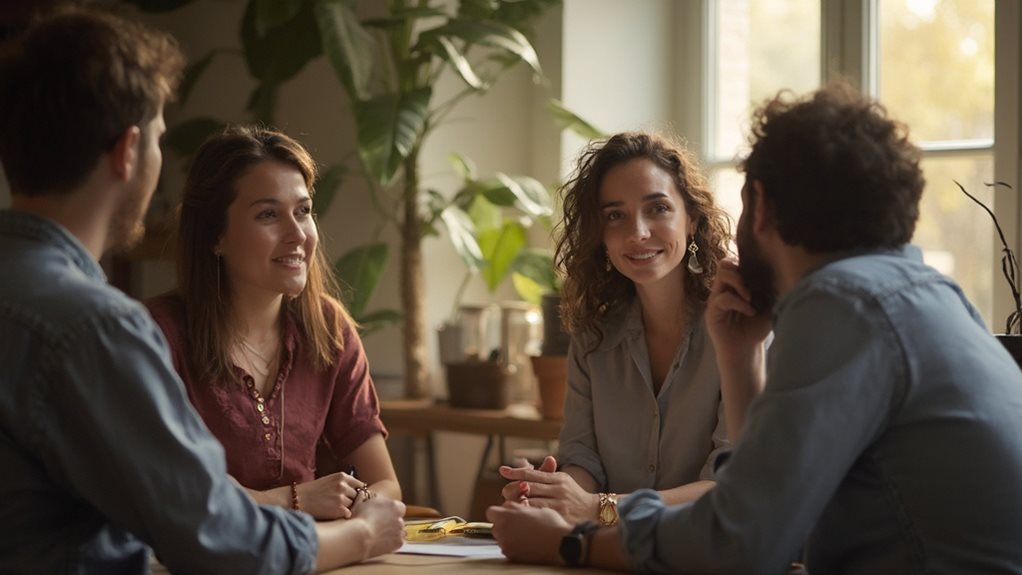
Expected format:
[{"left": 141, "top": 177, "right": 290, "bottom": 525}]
[
  {"left": 697, "top": 397, "right": 730, "bottom": 481},
  {"left": 556, "top": 337, "right": 608, "bottom": 489},
  {"left": 617, "top": 287, "right": 902, "bottom": 574},
  {"left": 321, "top": 321, "right": 386, "bottom": 461},
  {"left": 33, "top": 305, "right": 318, "bottom": 575}
]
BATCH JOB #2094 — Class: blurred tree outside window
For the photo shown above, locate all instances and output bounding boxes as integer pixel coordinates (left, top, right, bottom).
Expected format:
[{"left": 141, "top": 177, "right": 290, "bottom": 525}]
[{"left": 703, "top": 0, "right": 996, "bottom": 327}]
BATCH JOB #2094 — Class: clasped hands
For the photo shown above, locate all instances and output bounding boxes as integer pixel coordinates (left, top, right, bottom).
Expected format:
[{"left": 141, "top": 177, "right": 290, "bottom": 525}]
[
  {"left": 297, "top": 470, "right": 375, "bottom": 520},
  {"left": 498, "top": 455, "right": 598, "bottom": 524}
]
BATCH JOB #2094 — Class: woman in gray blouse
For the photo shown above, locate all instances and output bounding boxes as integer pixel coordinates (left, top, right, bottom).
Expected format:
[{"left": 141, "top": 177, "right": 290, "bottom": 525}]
[{"left": 500, "top": 132, "right": 732, "bottom": 526}]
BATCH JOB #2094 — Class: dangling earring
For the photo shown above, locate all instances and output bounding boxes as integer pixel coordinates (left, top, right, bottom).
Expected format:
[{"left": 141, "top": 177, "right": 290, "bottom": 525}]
[
  {"left": 214, "top": 249, "right": 223, "bottom": 300},
  {"left": 605, "top": 251, "right": 613, "bottom": 272},
  {"left": 686, "top": 239, "right": 704, "bottom": 275}
]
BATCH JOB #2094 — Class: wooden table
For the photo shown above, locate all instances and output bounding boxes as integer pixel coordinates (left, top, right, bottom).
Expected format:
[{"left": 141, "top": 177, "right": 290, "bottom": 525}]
[
  {"left": 380, "top": 400, "right": 562, "bottom": 512},
  {"left": 327, "top": 552, "right": 616, "bottom": 574}
]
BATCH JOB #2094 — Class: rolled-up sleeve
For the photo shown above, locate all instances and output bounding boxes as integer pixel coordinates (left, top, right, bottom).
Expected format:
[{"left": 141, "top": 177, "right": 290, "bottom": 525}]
[
  {"left": 35, "top": 305, "right": 318, "bottom": 575},
  {"left": 556, "top": 337, "right": 607, "bottom": 488},
  {"left": 614, "top": 289, "right": 900, "bottom": 573}
]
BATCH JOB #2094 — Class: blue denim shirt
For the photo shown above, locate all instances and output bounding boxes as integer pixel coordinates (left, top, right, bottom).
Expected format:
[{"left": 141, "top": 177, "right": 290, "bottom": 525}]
[
  {"left": 617, "top": 247, "right": 1022, "bottom": 574},
  {"left": 0, "top": 210, "right": 318, "bottom": 574}
]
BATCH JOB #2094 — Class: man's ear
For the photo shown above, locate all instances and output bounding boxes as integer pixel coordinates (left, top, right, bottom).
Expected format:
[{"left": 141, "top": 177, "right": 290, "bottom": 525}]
[{"left": 109, "top": 125, "right": 141, "bottom": 181}]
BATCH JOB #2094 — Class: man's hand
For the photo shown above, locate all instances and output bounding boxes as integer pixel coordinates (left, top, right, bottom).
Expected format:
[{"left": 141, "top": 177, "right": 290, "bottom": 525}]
[
  {"left": 706, "top": 257, "right": 771, "bottom": 363},
  {"left": 487, "top": 501, "right": 572, "bottom": 565},
  {"left": 349, "top": 497, "right": 406, "bottom": 560}
]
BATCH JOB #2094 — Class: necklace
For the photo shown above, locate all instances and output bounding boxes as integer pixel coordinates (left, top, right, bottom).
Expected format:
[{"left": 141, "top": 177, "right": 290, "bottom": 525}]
[{"left": 236, "top": 337, "right": 278, "bottom": 379}]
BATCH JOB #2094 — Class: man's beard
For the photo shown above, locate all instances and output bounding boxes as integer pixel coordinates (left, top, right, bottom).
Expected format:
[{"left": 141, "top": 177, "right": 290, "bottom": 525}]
[
  {"left": 107, "top": 184, "right": 149, "bottom": 255},
  {"left": 736, "top": 212, "right": 777, "bottom": 315}
]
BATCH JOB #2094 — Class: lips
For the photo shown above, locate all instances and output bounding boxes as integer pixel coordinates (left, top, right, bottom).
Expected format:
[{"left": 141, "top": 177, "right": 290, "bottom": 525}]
[
  {"left": 625, "top": 250, "right": 661, "bottom": 261},
  {"left": 272, "top": 254, "right": 305, "bottom": 265}
]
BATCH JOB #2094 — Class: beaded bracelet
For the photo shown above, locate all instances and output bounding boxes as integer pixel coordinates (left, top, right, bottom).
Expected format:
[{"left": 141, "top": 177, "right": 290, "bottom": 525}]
[{"left": 290, "top": 481, "right": 300, "bottom": 511}]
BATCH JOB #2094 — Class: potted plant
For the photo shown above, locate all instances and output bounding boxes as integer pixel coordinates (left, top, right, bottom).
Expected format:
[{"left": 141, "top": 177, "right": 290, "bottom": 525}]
[
  {"left": 131, "top": 0, "right": 561, "bottom": 398},
  {"left": 957, "top": 180, "right": 1022, "bottom": 367}
]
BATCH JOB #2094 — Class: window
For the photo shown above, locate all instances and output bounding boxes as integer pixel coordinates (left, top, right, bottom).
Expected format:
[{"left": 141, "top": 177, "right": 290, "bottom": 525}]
[{"left": 701, "top": 0, "right": 1001, "bottom": 328}]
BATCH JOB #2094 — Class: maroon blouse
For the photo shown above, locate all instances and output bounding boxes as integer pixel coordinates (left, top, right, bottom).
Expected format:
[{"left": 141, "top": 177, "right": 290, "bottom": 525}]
[{"left": 146, "top": 295, "right": 386, "bottom": 490}]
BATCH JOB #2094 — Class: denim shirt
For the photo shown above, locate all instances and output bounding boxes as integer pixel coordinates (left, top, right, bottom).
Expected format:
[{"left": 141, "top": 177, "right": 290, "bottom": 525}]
[
  {"left": 0, "top": 210, "right": 317, "bottom": 574},
  {"left": 617, "top": 247, "right": 1022, "bottom": 574}
]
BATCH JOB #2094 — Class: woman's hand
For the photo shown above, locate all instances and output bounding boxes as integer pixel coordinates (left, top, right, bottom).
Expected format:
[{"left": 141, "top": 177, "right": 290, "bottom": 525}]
[
  {"left": 488, "top": 501, "right": 572, "bottom": 565},
  {"left": 296, "top": 470, "right": 363, "bottom": 520},
  {"left": 498, "top": 456, "right": 599, "bottom": 524},
  {"left": 349, "top": 497, "right": 406, "bottom": 560}
]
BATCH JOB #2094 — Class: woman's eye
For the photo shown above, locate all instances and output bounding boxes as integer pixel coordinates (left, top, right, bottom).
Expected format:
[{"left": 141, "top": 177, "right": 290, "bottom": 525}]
[
  {"left": 296, "top": 205, "right": 313, "bottom": 217},
  {"left": 605, "top": 211, "right": 622, "bottom": 222},
  {"left": 256, "top": 209, "right": 276, "bottom": 220}
]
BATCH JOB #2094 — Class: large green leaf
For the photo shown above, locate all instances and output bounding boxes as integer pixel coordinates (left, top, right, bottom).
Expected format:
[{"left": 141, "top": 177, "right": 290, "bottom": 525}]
[
  {"left": 495, "top": 173, "right": 553, "bottom": 218},
  {"left": 478, "top": 221, "right": 526, "bottom": 291},
  {"left": 164, "top": 117, "right": 224, "bottom": 158},
  {"left": 333, "top": 243, "right": 389, "bottom": 317},
  {"left": 314, "top": 163, "right": 348, "bottom": 215},
  {"left": 547, "top": 98, "right": 606, "bottom": 141},
  {"left": 314, "top": 0, "right": 379, "bottom": 101},
  {"left": 466, "top": 194, "right": 502, "bottom": 231},
  {"left": 177, "top": 51, "right": 217, "bottom": 108},
  {"left": 448, "top": 152, "right": 477, "bottom": 181},
  {"left": 439, "top": 207, "right": 484, "bottom": 272},
  {"left": 241, "top": 0, "right": 322, "bottom": 84},
  {"left": 255, "top": 0, "right": 302, "bottom": 36},
  {"left": 354, "top": 88, "right": 431, "bottom": 186},
  {"left": 363, "top": 6, "right": 449, "bottom": 29},
  {"left": 423, "top": 18, "right": 542, "bottom": 76},
  {"left": 423, "top": 35, "right": 487, "bottom": 90},
  {"left": 511, "top": 248, "right": 557, "bottom": 304},
  {"left": 511, "top": 273, "right": 544, "bottom": 305}
]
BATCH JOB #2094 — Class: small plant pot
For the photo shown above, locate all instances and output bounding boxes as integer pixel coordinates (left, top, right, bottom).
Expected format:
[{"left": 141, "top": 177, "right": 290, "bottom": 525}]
[
  {"left": 996, "top": 334, "right": 1022, "bottom": 371},
  {"left": 531, "top": 355, "right": 568, "bottom": 420},
  {"left": 445, "top": 361, "right": 515, "bottom": 409}
]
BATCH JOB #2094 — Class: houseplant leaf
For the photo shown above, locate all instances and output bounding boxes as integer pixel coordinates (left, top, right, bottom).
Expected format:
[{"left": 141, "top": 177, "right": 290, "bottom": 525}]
[
  {"left": 354, "top": 88, "right": 431, "bottom": 186},
  {"left": 177, "top": 51, "right": 218, "bottom": 108},
  {"left": 355, "top": 309, "right": 404, "bottom": 336},
  {"left": 495, "top": 173, "right": 553, "bottom": 218},
  {"left": 314, "top": 163, "right": 348, "bottom": 215},
  {"left": 241, "top": 0, "right": 322, "bottom": 84},
  {"left": 164, "top": 116, "right": 224, "bottom": 158},
  {"left": 333, "top": 242, "right": 389, "bottom": 318},
  {"left": 255, "top": 0, "right": 302, "bottom": 36},
  {"left": 314, "top": 0, "right": 380, "bottom": 101},
  {"left": 439, "top": 207, "right": 485, "bottom": 272},
  {"left": 420, "top": 18, "right": 542, "bottom": 76},
  {"left": 547, "top": 98, "right": 606, "bottom": 140},
  {"left": 422, "top": 35, "right": 487, "bottom": 90},
  {"left": 478, "top": 221, "right": 527, "bottom": 291}
]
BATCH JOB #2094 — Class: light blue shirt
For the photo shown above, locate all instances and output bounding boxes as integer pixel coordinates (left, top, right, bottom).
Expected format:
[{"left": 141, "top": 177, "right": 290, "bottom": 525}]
[
  {"left": 0, "top": 210, "right": 318, "bottom": 574},
  {"left": 618, "top": 246, "right": 1022, "bottom": 574}
]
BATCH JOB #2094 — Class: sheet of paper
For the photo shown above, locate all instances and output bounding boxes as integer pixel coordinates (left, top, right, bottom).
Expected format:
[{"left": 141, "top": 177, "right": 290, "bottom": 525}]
[{"left": 397, "top": 537, "right": 505, "bottom": 559}]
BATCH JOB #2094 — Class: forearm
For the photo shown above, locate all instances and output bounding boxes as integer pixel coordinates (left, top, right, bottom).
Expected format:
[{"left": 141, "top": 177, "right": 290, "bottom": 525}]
[
  {"left": 562, "top": 464, "right": 598, "bottom": 493},
  {"left": 245, "top": 485, "right": 292, "bottom": 510},
  {"left": 656, "top": 479, "right": 715, "bottom": 506},
  {"left": 313, "top": 518, "right": 372, "bottom": 571},
  {"left": 586, "top": 527, "right": 633, "bottom": 571},
  {"left": 718, "top": 342, "right": 766, "bottom": 441},
  {"left": 367, "top": 478, "right": 401, "bottom": 501}
]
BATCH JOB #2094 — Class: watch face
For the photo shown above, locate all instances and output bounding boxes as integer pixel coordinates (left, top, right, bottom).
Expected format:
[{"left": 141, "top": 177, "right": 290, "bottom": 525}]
[{"left": 559, "top": 533, "right": 583, "bottom": 566}]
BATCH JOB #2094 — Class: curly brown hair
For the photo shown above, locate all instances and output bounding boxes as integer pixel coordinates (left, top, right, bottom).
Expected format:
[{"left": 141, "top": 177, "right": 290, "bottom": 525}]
[
  {"left": 741, "top": 83, "right": 924, "bottom": 252},
  {"left": 555, "top": 132, "right": 731, "bottom": 349}
]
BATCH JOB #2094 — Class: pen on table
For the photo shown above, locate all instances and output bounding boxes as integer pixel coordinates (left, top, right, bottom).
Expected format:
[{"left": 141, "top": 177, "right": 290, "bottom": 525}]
[{"left": 347, "top": 465, "right": 357, "bottom": 479}]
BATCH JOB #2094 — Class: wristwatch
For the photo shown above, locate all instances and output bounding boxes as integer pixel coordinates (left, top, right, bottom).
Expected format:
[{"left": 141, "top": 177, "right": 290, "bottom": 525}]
[
  {"left": 597, "top": 492, "right": 619, "bottom": 526},
  {"left": 559, "top": 521, "right": 599, "bottom": 567}
]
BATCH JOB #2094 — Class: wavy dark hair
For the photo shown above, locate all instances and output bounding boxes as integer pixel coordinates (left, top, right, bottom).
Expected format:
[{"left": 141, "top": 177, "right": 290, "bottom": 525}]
[
  {"left": 176, "top": 125, "right": 352, "bottom": 384},
  {"left": 555, "top": 132, "right": 731, "bottom": 350},
  {"left": 741, "top": 83, "right": 924, "bottom": 252}
]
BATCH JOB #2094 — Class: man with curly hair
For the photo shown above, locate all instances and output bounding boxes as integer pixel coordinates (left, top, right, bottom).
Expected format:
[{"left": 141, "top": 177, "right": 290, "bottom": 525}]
[{"left": 488, "top": 84, "right": 1022, "bottom": 573}]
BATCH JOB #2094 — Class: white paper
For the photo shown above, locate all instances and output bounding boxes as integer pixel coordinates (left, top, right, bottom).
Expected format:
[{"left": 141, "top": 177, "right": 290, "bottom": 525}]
[{"left": 397, "top": 538, "right": 505, "bottom": 559}]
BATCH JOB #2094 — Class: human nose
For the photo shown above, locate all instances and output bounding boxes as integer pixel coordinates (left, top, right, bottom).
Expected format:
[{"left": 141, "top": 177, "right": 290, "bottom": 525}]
[
  {"left": 627, "top": 216, "right": 651, "bottom": 241},
  {"left": 283, "top": 214, "right": 307, "bottom": 244}
]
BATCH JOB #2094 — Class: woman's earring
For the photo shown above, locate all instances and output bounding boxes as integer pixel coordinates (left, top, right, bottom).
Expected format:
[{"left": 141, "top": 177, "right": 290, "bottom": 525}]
[
  {"left": 214, "top": 250, "right": 222, "bottom": 299},
  {"left": 605, "top": 252, "right": 613, "bottom": 272},
  {"left": 686, "top": 239, "right": 704, "bottom": 275}
]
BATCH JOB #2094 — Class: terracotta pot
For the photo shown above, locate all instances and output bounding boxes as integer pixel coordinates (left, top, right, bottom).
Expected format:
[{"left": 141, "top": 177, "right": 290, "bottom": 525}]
[
  {"left": 531, "top": 355, "right": 568, "bottom": 419},
  {"left": 445, "top": 361, "right": 515, "bottom": 409}
]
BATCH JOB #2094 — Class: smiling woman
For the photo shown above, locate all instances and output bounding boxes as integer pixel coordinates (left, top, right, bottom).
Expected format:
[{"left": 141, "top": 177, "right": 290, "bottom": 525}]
[{"left": 145, "top": 125, "right": 402, "bottom": 520}]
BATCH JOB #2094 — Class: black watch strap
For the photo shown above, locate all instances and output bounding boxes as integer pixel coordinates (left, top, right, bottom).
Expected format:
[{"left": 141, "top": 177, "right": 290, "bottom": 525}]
[{"left": 559, "top": 521, "right": 600, "bottom": 567}]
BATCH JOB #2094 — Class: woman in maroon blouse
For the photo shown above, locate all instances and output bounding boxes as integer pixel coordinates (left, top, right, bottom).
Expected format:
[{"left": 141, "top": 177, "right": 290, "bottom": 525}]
[{"left": 146, "top": 125, "right": 400, "bottom": 519}]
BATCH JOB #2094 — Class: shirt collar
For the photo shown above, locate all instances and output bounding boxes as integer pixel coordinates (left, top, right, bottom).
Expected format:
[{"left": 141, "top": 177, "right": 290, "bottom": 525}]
[{"left": 0, "top": 208, "right": 106, "bottom": 282}]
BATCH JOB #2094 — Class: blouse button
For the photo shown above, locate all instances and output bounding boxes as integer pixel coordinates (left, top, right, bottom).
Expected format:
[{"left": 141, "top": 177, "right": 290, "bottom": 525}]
[
  {"left": 256, "top": 403, "right": 265, "bottom": 412},
  {"left": 257, "top": 397, "right": 264, "bottom": 403},
  {"left": 261, "top": 416, "right": 270, "bottom": 425},
  {"left": 264, "top": 433, "right": 272, "bottom": 441}
]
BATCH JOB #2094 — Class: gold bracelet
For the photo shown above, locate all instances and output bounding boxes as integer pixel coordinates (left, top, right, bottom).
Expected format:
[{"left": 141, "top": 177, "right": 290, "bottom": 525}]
[
  {"left": 597, "top": 492, "right": 618, "bottom": 526},
  {"left": 290, "top": 482, "right": 300, "bottom": 511}
]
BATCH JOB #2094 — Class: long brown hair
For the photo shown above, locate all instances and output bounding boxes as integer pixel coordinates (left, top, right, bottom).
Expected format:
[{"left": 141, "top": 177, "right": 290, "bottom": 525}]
[
  {"left": 555, "top": 132, "right": 731, "bottom": 350},
  {"left": 176, "top": 125, "right": 352, "bottom": 383}
]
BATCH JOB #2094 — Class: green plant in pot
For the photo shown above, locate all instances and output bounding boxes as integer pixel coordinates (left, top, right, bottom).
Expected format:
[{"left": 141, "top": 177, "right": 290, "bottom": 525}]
[{"left": 957, "top": 180, "right": 1022, "bottom": 367}]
